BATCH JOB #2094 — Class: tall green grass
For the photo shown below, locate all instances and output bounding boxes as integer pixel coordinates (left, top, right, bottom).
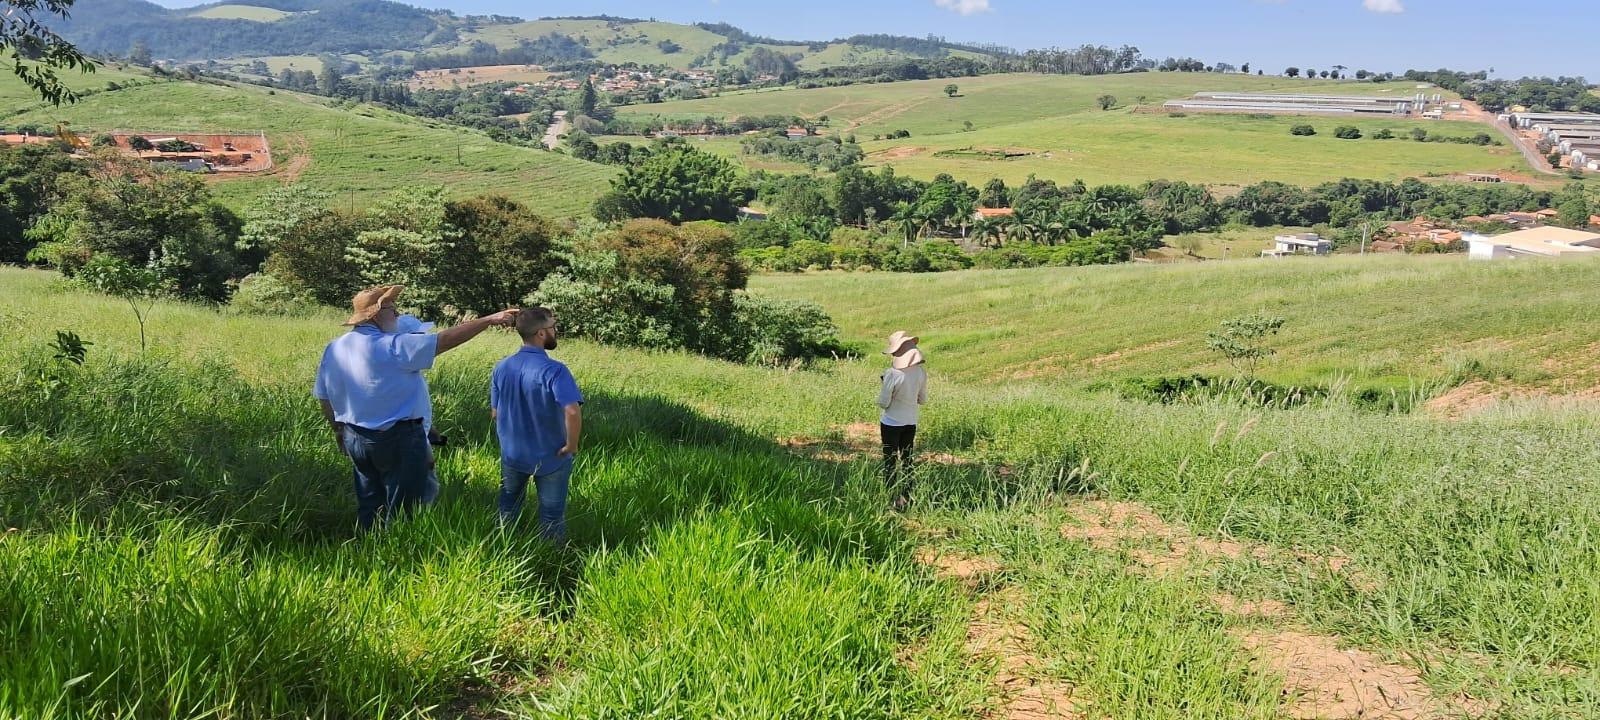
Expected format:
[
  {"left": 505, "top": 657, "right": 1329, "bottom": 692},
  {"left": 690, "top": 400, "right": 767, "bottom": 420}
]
[{"left": 4, "top": 262, "right": 1599, "bottom": 717}]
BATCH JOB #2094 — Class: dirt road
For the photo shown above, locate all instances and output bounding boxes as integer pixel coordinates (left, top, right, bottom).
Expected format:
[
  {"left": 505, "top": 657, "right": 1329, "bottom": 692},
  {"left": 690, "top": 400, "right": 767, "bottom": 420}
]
[{"left": 543, "top": 110, "right": 568, "bottom": 150}]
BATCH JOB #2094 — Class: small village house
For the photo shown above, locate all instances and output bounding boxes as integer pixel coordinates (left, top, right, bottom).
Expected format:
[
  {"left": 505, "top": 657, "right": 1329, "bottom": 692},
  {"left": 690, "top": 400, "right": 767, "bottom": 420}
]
[
  {"left": 1262, "top": 232, "right": 1331, "bottom": 257},
  {"left": 1466, "top": 227, "right": 1600, "bottom": 260}
]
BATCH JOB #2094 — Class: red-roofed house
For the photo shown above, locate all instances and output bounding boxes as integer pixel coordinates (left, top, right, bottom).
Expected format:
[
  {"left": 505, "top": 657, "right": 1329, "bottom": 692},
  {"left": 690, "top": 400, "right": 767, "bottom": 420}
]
[{"left": 972, "top": 207, "right": 1015, "bottom": 220}]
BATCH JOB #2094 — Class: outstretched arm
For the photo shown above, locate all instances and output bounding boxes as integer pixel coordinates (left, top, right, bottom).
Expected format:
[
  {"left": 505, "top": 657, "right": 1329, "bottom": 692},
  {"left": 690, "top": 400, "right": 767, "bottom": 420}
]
[{"left": 435, "top": 309, "right": 519, "bottom": 355}]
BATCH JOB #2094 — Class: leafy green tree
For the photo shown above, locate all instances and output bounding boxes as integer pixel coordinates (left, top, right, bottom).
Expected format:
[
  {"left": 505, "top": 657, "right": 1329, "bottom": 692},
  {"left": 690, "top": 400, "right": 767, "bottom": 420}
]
[
  {"left": 126, "top": 135, "right": 153, "bottom": 152},
  {"left": 602, "top": 144, "right": 750, "bottom": 223},
  {"left": 242, "top": 184, "right": 363, "bottom": 305},
  {"left": 127, "top": 40, "right": 152, "bottom": 66},
  {"left": 1285, "top": 67, "right": 1299, "bottom": 78},
  {"left": 3, "top": 0, "right": 96, "bottom": 104},
  {"left": 76, "top": 256, "right": 160, "bottom": 351},
  {"left": 978, "top": 177, "right": 1010, "bottom": 208},
  {"left": 0, "top": 142, "right": 82, "bottom": 262},
  {"left": 345, "top": 186, "right": 458, "bottom": 315},
  {"left": 944, "top": 83, "right": 958, "bottom": 97},
  {"left": 26, "top": 150, "right": 243, "bottom": 301},
  {"left": 1555, "top": 185, "right": 1590, "bottom": 229},
  {"left": 574, "top": 78, "right": 598, "bottom": 115},
  {"left": 1097, "top": 94, "right": 1117, "bottom": 110},
  {"left": 1206, "top": 314, "right": 1286, "bottom": 377},
  {"left": 1409, "top": 127, "right": 1429, "bottom": 142},
  {"left": 439, "top": 195, "right": 562, "bottom": 315}
]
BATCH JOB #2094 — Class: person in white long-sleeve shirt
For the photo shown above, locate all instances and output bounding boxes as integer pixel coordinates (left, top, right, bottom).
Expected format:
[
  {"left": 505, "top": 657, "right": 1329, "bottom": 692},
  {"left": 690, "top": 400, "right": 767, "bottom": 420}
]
[{"left": 877, "top": 331, "right": 927, "bottom": 510}]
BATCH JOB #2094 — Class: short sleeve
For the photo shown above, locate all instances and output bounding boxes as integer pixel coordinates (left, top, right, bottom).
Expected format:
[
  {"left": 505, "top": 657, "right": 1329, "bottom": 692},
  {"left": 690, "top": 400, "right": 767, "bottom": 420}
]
[
  {"left": 550, "top": 364, "right": 583, "bottom": 407},
  {"left": 312, "top": 347, "right": 331, "bottom": 400},
  {"left": 489, "top": 364, "right": 502, "bottom": 410},
  {"left": 386, "top": 332, "right": 438, "bottom": 372}
]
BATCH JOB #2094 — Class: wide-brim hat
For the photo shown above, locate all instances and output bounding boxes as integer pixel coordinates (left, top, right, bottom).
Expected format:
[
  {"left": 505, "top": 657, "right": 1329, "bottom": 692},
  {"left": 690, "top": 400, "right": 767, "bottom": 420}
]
[
  {"left": 892, "top": 347, "right": 925, "bottom": 370},
  {"left": 344, "top": 284, "right": 404, "bottom": 326},
  {"left": 883, "top": 330, "right": 919, "bottom": 355}
]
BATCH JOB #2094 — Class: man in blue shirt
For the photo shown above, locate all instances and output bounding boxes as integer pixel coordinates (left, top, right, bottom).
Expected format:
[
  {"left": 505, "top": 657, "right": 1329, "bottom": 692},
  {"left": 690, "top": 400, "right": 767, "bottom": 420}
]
[
  {"left": 491, "top": 306, "right": 583, "bottom": 540},
  {"left": 314, "top": 285, "right": 517, "bottom": 529}
]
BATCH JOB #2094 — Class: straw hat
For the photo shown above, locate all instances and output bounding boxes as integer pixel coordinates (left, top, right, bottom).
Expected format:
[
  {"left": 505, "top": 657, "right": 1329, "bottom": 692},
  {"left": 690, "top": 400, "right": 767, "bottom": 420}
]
[
  {"left": 344, "top": 284, "right": 404, "bottom": 326},
  {"left": 892, "top": 347, "right": 924, "bottom": 370},
  {"left": 883, "top": 330, "right": 919, "bottom": 356}
]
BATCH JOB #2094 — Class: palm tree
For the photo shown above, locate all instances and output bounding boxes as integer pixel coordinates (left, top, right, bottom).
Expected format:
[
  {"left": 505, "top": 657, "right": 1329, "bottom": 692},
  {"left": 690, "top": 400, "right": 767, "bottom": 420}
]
[
  {"left": 971, "top": 217, "right": 1005, "bottom": 248},
  {"left": 1003, "top": 213, "right": 1035, "bottom": 245},
  {"left": 890, "top": 203, "right": 920, "bottom": 248}
]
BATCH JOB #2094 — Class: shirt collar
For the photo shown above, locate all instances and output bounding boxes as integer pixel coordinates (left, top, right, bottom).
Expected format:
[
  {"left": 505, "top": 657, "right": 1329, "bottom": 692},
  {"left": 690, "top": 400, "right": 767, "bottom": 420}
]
[
  {"left": 518, "top": 345, "right": 549, "bottom": 356},
  {"left": 353, "top": 324, "right": 383, "bottom": 336}
]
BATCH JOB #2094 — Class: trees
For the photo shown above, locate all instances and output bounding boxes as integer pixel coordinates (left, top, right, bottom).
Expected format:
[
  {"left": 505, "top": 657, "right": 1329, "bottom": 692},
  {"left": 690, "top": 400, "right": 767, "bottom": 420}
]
[
  {"left": 574, "top": 78, "right": 598, "bottom": 116},
  {"left": 26, "top": 151, "right": 244, "bottom": 301},
  {"left": 599, "top": 144, "right": 750, "bottom": 223},
  {"left": 0, "top": 142, "right": 82, "bottom": 262},
  {"left": 944, "top": 83, "right": 958, "bottom": 98},
  {"left": 439, "top": 195, "right": 562, "bottom": 315},
  {"left": 1207, "top": 314, "right": 1285, "bottom": 377},
  {"left": 978, "top": 178, "right": 1010, "bottom": 209},
  {"left": 1285, "top": 67, "right": 1300, "bottom": 78},
  {"left": 126, "top": 135, "right": 153, "bottom": 152},
  {"left": 244, "top": 185, "right": 363, "bottom": 306},
  {"left": 1097, "top": 94, "right": 1117, "bottom": 110},
  {"left": 2, "top": 0, "right": 96, "bottom": 104}
]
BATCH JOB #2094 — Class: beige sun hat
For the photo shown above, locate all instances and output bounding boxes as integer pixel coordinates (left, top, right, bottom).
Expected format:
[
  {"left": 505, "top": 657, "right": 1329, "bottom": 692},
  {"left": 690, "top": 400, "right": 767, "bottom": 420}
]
[
  {"left": 892, "top": 347, "right": 924, "bottom": 370},
  {"left": 343, "top": 284, "right": 404, "bottom": 326},
  {"left": 883, "top": 330, "right": 919, "bottom": 355}
]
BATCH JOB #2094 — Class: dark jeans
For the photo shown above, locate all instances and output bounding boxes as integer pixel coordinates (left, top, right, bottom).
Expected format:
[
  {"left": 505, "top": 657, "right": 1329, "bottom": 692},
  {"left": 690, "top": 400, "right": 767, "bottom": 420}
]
[
  {"left": 880, "top": 422, "right": 917, "bottom": 498},
  {"left": 341, "top": 420, "right": 431, "bottom": 530},
  {"left": 499, "top": 457, "right": 573, "bottom": 542}
]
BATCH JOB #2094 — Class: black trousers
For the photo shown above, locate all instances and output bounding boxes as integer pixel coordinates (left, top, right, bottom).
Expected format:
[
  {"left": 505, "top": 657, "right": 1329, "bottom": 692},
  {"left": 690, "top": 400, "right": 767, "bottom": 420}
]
[{"left": 880, "top": 423, "right": 917, "bottom": 495}]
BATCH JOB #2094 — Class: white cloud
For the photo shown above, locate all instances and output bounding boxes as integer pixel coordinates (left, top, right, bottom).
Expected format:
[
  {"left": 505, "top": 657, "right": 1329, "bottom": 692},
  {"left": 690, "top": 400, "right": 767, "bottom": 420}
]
[
  {"left": 934, "top": 0, "right": 992, "bottom": 16},
  {"left": 1363, "top": 0, "right": 1405, "bottom": 13}
]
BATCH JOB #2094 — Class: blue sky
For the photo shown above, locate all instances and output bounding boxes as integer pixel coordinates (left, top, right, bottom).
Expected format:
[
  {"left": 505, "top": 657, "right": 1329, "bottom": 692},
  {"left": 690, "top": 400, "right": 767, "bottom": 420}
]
[{"left": 157, "top": 0, "right": 1598, "bottom": 79}]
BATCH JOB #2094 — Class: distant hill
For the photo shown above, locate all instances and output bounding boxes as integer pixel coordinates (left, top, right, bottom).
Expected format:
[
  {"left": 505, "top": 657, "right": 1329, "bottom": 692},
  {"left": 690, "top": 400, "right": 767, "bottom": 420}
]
[
  {"left": 50, "top": 0, "right": 443, "bottom": 59},
  {"left": 48, "top": 2, "right": 1003, "bottom": 70}
]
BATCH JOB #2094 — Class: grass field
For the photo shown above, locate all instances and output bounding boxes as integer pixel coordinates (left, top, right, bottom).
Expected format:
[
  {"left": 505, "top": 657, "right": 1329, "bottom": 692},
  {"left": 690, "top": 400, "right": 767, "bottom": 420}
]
[
  {"left": 187, "top": 3, "right": 299, "bottom": 21},
  {"left": 616, "top": 72, "right": 1527, "bottom": 187},
  {"left": 408, "top": 65, "right": 552, "bottom": 90},
  {"left": 0, "top": 70, "right": 615, "bottom": 216},
  {"left": 4, "top": 251, "right": 1599, "bottom": 717}
]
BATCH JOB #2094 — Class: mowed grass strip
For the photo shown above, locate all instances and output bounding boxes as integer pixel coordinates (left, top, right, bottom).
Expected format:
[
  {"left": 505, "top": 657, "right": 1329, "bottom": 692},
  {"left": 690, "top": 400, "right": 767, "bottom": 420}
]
[{"left": 2, "top": 73, "right": 615, "bottom": 215}]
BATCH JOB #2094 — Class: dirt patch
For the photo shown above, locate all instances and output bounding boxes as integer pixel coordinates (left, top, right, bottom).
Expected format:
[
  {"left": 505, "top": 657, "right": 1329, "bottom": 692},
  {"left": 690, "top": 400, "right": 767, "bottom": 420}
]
[
  {"left": 1423, "top": 380, "right": 1502, "bottom": 419},
  {"left": 110, "top": 131, "right": 273, "bottom": 173},
  {"left": 916, "top": 546, "right": 1084, "bottom": 719},
  {"left": 1240, "top": 629, "right": 1457, "bottom": 719},
  {"left": 1211, "top": 593, "right": 1288, "bottom": 619},
  {"left": 915, "top": 547, "right": 1000, "bottom": 588},
  {"left": 871, "top": 145, "right": 928, "bottom": 160},
  {"left": 1060, "top": 500, "right": 1374, "bottom": 590}
]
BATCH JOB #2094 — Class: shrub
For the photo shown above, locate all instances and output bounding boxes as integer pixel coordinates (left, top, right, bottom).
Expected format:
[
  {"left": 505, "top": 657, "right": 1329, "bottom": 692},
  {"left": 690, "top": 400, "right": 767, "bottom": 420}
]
[
  {"left": 1333, "top": 126, "right": 1362, "bottom": 139},
  {"left": 1289, "top": 124, "right": 1316, "bottom": 136},
  {"left": 229, "top": 272, "right": 318, "bottom": 315},
  {"left": 730, "top": 293, "right": 848, "bottom": 365},
  {"left": 1373, "top": 128, "right": 1395, "bottom": 139}
]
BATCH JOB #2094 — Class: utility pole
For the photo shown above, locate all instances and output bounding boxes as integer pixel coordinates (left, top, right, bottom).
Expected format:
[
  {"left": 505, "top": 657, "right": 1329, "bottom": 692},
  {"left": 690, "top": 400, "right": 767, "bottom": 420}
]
[{"left": 1360, "top": 221, "right": 1370, "bottom": 255}]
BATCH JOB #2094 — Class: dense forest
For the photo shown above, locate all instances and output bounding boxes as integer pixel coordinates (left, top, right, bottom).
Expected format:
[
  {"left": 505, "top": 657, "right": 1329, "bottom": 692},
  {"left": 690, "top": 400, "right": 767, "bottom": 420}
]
[{"left": 50, "top": 0, "right": 441, "bottom": 58}]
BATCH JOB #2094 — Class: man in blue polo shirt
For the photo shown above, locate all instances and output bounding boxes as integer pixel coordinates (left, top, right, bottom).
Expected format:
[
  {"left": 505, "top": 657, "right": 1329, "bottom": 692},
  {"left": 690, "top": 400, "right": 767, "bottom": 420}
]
[
  {"left": 314, "top": 285, "right": 517, "bottom": 529},
  {"left": 491, "top": 306, "right": 583, "bottom": 540}
]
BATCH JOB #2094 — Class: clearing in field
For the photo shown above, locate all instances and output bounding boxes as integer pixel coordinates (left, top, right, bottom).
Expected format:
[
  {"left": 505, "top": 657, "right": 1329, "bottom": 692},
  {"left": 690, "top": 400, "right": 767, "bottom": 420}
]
[
  {"left": 105, "top": 131, "right": 273, "bottom": 172},
  {"left": 186, "top": 3, "right": 304, "bottom": 21},
  {"left": 408, "top": 64, "right": 552, "bottom": 90}
]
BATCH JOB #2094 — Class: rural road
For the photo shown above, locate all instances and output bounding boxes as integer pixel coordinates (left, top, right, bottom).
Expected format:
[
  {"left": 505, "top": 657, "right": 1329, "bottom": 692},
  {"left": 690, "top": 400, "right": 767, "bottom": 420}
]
[
  {"left": 1462, "top": 100, "right": 1562, "bottom": 177},
  {"left": 543, "top": 110, "right": 568, "bottom": 150}
]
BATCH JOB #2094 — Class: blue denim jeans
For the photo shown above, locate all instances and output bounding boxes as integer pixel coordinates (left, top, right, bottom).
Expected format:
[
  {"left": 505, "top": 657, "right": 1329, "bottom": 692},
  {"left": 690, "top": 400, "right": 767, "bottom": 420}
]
[
  {"left": 498, "top": 457, "right": 573, "bottom": 541},
  {"left": 341, "top": 420, "right": 431, "bottom": 530}
]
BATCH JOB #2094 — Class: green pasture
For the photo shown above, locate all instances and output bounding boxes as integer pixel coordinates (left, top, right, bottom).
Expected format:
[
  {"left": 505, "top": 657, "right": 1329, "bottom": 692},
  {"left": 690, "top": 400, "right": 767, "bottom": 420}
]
[{"left": 187, "top": 4, "right": 299, "bottom": 21}]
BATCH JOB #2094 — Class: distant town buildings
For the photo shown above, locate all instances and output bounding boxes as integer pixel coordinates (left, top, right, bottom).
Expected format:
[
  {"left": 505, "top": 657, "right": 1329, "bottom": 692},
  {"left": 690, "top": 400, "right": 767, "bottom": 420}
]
[{"left": 1466, "top": 226, "right": 1600, "bottom": 260}]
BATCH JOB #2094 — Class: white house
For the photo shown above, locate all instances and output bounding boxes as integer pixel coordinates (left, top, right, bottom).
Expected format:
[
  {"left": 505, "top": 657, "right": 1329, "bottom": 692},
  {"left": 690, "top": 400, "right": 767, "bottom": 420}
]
[
  {"left": 1465, "top": 226, "right": 1600, "bottom": 260},
  {"left": 1262, "top": 232, "right": 1331, "bottom": 257}
]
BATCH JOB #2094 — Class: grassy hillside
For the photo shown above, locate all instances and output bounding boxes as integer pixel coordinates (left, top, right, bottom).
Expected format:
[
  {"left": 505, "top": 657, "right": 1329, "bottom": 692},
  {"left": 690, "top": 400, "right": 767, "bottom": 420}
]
[
  {"left": 0, "top": 69, "right": 615, "bottom": 215},
  {"left": 5, "top": 253, "right": 1599, "bottom": 717},
  {"left": 617, "top": 72, "right": 1524, "bottom": 186},
  {"left": 755, "top": 254, "right": 1600, "bottom": 392}
]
